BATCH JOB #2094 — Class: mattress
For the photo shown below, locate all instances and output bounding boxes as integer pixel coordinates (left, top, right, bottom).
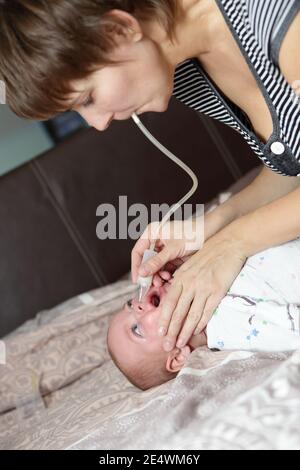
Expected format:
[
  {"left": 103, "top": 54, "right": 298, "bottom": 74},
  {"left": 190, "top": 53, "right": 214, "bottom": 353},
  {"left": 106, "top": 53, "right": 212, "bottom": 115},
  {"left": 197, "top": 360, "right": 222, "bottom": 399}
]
[{"left": 1, "top": 167, "right": 300, "bottom": 450}]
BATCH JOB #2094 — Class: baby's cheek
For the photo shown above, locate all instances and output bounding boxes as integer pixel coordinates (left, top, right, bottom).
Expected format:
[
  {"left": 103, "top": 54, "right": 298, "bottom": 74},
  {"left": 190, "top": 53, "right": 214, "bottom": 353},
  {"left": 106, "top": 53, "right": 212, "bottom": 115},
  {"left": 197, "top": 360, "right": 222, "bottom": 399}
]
[
  {"left": 148, "top": 337, "right": 166, "bottom": 356},
  {"left": 145, "top": 311, "right": 161, "bottom": 337}
]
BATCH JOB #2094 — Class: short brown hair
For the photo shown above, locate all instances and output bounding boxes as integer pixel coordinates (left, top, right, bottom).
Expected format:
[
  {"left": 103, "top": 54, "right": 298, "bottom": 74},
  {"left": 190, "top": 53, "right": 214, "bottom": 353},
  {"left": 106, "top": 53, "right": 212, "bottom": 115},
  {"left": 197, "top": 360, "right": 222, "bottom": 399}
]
[{"left": 0, "top": 0, "right": 181, "bottom": 121}]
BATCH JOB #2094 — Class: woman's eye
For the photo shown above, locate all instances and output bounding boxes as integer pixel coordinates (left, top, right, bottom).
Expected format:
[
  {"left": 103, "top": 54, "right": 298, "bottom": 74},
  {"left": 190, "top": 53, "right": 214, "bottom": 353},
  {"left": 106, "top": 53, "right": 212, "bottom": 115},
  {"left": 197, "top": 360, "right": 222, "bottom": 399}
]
[
  {"left": 131, "top": 324, "right": 143, "bottom": 338},
  {"left": 82, "top": 95, "right": 94, "bottom": 108}
]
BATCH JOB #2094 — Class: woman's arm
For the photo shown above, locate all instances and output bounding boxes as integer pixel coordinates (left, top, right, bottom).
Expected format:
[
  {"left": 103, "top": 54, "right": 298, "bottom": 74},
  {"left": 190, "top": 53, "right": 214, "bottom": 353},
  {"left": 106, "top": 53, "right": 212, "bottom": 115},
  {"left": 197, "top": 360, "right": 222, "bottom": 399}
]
[
  {"left": 205, "top": 11, "right": 300, "bottom": 240},
  {"left": 223, "top": 184, "right": 300, "bottom": 257},
  {"left": 157, "top": 187, "right": 300, "bottom": 351},
  {"left": 204, "top": 166, "right": 300, "bottom": 239},
  {"left": 210, "top": 12, "right": 300, "bottom": 252}
]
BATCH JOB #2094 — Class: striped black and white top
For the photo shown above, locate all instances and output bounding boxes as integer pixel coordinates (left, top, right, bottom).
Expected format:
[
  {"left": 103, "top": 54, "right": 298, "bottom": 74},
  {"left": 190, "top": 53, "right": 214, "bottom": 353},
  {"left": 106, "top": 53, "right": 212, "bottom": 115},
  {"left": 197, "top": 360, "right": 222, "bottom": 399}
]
[{"left": 172, "top": 0, "right": 300, "bottom": 176}]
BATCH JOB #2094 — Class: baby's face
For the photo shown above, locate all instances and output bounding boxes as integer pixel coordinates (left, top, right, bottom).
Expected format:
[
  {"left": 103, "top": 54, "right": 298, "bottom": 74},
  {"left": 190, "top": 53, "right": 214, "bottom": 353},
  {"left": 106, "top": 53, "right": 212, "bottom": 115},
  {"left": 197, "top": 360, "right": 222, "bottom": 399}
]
[{"left": 107, "top": 284, "right": 170, "bottom": 371}]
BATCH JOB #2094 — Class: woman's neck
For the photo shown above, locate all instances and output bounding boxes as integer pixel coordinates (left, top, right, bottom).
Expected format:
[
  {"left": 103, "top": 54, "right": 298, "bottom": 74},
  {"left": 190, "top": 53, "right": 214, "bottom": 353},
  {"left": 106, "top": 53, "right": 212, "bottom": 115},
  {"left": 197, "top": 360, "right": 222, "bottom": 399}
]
[{"left": 142, "top": 0, "right": 223, "bottom": 69}]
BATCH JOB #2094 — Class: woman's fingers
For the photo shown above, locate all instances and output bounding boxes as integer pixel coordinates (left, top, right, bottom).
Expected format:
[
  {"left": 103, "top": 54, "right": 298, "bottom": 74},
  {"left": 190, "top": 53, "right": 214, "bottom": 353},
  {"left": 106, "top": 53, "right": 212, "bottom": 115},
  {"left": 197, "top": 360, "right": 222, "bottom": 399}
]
[
  {"left": 153, "top": 273, "right": 164, "bottom": 287},
  {"left": 159, "top": 285, "right": 194, "bottom": 352},
  {"left": 158, "top": 270, "right": 172, "bottom": 281},
  {"left": 158, "top": 284, "right": 226, "bottom": 351},
  {"left": 131, "top": 220, "right": 189, "bottom": 283},
  {"left": 154, "top": 232, "right": 247, "bottom": 351},
  {"left": 193, "top": 292, "right": 225, "bottom": 335},
  {"left": 138, "top": 246, "right": 173, "bottom": 278},
  {"left": 157, "top": 281, "right": 182, "bottom": 339},
  {"left": 163, "top": 260, "right": 182, "bottom": 274},
  {"left": 175, "top": 295, "right": 207, "bottom": 348}
]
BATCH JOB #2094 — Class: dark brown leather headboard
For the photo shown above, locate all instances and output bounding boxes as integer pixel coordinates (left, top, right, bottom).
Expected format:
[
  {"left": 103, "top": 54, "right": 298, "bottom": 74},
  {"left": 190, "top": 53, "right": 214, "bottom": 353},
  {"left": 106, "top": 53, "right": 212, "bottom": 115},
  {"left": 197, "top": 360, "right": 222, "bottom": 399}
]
[{"left": 0, "top": 98, "right": 259, "bottom": 336}]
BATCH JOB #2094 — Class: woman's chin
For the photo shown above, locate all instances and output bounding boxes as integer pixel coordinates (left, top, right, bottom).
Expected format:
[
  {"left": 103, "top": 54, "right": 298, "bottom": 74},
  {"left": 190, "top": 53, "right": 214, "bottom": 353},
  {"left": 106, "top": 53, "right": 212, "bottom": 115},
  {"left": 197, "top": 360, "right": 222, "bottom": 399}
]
[
  {"left": 137, "top": 97, "right": 170, "bottom": 115},
  {"left": 156, "top": 96, "right": 171, "bottom": 113}
]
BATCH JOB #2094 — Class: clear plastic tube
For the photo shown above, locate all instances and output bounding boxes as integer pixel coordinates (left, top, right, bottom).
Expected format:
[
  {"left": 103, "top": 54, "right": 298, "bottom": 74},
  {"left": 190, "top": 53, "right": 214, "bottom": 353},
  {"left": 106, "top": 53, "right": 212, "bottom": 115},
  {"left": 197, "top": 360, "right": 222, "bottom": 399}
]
[
  {"left": 137, "top": 248, "right": 157, "bottom": 301},
  {"left": 131, "top": 112, "right": 199, "bottom": 300},
  {"left": 132, "top": 112, "right": 199, "bottom": 247}
]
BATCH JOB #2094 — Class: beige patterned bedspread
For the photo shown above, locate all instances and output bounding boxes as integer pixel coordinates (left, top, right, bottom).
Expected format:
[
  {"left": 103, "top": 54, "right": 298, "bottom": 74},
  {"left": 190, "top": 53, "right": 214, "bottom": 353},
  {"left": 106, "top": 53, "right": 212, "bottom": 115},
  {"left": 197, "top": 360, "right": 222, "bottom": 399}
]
[{"left": 1, "top": 168, "right": 300, "bottom": 450}]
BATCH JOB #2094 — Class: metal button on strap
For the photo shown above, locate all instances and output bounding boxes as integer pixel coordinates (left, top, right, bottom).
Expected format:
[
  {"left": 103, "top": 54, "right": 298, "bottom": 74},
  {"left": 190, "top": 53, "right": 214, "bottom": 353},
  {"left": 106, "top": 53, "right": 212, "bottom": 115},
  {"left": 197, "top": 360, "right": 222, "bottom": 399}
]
[{"left": 270, "top": 141, "right": 285, "bottom": 155}]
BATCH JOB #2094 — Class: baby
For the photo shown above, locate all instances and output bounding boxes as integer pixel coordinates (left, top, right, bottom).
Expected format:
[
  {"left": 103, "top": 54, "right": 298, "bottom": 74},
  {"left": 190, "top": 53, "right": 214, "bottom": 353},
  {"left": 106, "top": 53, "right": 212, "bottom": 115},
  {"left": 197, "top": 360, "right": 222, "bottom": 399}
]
[{"left": 107, "top": 238, "right": 300, "bottom": 390}]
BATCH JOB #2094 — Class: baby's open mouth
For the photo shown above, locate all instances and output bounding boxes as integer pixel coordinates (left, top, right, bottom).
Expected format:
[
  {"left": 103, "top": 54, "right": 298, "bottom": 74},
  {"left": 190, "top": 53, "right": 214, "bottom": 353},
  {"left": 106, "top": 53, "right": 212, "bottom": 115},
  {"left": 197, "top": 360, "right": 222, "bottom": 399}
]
[
  {"left": 131, "top": 283, "right": 169, "bottom": 308},
  {"left": 147, "top": 283, "right": 168, "bottom": 308},
  {"left": 151, "top": 293, "right": 160, "bottom": 307}
]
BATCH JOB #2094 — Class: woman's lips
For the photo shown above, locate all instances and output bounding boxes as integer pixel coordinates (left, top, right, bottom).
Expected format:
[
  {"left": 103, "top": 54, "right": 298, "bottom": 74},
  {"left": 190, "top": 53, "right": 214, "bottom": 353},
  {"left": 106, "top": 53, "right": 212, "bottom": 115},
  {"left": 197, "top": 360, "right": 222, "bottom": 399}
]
[
  {"left": 115, "top": 107, "right": 140, "bottom": 120},
  {"left": 114, "top": 104, "right": 148, "bottom": 121}
]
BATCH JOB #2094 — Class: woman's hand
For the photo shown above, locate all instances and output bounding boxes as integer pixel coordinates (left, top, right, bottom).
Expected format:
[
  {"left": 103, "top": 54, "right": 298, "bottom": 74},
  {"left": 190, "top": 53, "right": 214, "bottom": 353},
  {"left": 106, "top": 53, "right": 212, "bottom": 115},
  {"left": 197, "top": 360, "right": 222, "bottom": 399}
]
[
  {"left": 158, "top": 232, "right": 247, "bottom": 351},
  {"left": 131, "top": 217, "right": 204, "bottom": 286},
  {"left": 131, "top": 206, "right": 235, "bottom": 288}
]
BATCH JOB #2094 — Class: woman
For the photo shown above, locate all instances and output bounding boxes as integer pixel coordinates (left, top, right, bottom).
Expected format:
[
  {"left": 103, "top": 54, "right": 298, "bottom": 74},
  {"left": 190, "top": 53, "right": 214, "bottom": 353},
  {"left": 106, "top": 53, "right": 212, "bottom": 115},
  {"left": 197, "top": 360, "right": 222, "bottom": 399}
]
[{"left": 1, "top": 1, "right": 299, "bottom": 352}]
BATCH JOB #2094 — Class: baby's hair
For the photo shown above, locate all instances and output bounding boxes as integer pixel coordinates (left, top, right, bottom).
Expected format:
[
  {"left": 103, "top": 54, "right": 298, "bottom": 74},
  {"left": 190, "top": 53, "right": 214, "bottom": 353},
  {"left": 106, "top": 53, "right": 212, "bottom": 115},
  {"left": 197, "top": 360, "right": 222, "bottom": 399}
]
[
  {"left": 0, "top": 0, "right": 182, "bottom": 120},
  {"left": 107, "top": 336, "right": 177, "bottom": 390}
]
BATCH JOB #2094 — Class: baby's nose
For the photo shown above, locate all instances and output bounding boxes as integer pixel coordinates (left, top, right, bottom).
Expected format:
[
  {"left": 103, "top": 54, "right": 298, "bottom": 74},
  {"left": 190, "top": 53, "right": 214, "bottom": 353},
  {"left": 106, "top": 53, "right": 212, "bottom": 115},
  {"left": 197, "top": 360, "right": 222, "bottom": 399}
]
[
  {"left": 131, "top": 298, "right": 151, "bottom": 315},
  {"left": 132, "top": 290, "right": 161, "bottom": 315}
]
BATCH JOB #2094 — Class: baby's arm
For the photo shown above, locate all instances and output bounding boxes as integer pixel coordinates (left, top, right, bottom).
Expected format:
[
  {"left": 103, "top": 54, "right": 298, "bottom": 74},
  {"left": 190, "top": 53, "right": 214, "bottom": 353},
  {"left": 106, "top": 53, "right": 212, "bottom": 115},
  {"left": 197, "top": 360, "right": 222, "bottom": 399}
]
[{"left": 189, "top": 329, "right": 207, "bottom": 350}]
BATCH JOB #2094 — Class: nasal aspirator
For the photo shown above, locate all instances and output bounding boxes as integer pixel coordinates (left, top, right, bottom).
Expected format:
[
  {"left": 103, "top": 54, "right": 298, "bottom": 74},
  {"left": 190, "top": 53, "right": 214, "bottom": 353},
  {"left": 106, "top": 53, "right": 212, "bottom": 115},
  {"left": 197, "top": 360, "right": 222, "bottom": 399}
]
[
  {"left": 137, "top": 247, "right": 157, "bottom": 302},
  {"left": 131, "top": 112, "right": 199, "bottom": 302}
]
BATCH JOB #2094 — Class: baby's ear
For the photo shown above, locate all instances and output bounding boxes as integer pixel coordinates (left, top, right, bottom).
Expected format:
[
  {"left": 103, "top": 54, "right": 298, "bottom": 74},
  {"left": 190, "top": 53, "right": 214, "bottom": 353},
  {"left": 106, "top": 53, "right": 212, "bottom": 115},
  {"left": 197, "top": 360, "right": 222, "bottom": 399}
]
[{"left": 165, "top": 345, "right": 192, "bottom": 373}]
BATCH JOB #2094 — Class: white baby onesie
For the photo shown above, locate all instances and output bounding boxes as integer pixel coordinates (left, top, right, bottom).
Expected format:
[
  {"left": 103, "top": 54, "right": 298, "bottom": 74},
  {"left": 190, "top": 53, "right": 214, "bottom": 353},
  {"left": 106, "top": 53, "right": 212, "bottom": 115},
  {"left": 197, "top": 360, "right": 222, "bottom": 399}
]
[{"left": 206, "top": 238, "right": 300, "bottom": 352}]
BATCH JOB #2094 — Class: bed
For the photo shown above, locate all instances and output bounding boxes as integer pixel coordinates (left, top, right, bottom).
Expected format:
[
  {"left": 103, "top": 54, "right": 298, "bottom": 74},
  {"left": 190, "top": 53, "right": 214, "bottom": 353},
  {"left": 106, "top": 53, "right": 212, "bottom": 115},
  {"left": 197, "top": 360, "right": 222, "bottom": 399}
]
[{"left": 1, "top": 167, "right": 300, "bottom": 450}]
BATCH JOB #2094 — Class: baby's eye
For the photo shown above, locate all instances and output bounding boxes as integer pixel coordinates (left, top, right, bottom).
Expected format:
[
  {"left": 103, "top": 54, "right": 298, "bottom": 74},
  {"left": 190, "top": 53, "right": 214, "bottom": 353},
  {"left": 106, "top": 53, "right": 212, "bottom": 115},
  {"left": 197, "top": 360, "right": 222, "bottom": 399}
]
[{"left": 131, "top": 323, "right": 143, "bottom": 338}]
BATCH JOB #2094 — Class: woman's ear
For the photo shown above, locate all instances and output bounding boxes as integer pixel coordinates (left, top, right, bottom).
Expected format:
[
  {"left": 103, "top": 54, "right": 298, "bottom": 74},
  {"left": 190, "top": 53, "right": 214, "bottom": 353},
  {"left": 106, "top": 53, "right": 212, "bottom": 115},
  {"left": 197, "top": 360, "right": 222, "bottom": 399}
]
[
  {"left": 102, "top": 9, "right": 143, "bottom": 44},
  {"left": 165, "top": 345, "right": 192, "bottom": 373}
]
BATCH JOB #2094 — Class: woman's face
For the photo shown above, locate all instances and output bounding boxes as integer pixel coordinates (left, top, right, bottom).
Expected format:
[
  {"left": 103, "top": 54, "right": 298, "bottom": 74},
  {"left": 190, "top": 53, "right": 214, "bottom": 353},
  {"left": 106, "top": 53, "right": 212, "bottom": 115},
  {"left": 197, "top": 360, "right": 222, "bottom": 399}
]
[{"left": 68, "top": 29, "right": 175, "bottom": 131}]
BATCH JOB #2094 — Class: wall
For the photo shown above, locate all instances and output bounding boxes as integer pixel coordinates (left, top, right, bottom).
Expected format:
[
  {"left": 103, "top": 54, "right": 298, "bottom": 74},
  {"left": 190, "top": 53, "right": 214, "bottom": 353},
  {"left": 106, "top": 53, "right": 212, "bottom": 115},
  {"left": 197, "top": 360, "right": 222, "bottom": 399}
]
[{"left": 0, "top": 105, "right": 53, "bottom": 176}]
